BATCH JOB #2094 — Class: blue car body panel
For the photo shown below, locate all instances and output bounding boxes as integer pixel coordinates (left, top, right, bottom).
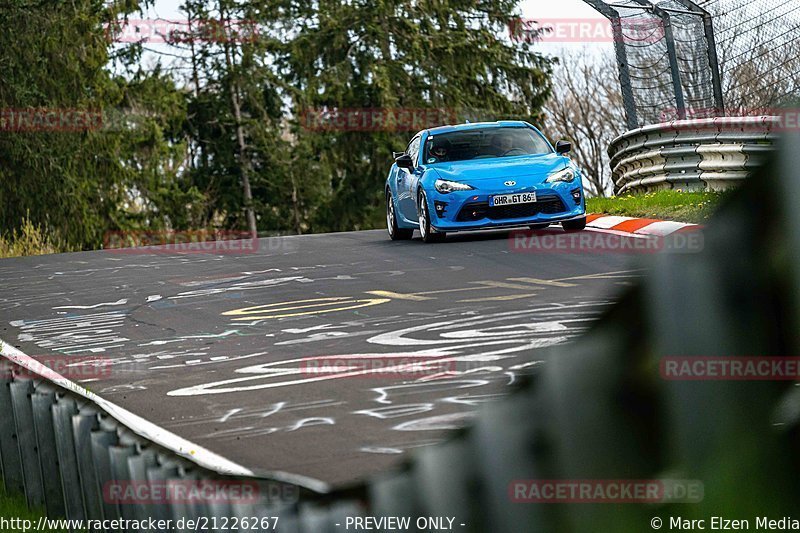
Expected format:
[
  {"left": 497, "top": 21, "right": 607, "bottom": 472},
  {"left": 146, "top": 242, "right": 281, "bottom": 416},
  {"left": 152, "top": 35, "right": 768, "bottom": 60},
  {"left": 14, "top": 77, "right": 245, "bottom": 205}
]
[{"left": 385, "top": 121, "right": 586, "bottom": 232}]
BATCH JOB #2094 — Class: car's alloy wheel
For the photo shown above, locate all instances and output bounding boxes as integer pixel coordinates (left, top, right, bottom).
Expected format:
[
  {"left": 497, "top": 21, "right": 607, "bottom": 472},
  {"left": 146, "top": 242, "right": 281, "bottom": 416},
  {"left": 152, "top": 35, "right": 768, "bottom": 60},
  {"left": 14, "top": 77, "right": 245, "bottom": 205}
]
[
  {"left": 386, "top": 191, "right": 413, "bottom": 240},
  {"left": 418, "top": 190, "right": 445, "bottom": 243}
]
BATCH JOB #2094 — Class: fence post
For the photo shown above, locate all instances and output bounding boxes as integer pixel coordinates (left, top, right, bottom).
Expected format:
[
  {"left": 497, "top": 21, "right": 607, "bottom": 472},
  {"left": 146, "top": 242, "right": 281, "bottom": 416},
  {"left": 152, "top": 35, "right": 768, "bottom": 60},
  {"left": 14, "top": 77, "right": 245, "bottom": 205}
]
[{"left": 583, "top": 0, "right": 640, "bottom": 129}]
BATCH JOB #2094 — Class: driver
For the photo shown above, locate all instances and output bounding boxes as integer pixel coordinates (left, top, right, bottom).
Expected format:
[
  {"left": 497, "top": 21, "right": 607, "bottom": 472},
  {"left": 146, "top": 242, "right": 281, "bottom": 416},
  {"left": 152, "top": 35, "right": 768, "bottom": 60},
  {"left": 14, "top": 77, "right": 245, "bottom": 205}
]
[
  {"left": 491, "top": 132, "right": 515, "bottom": 156},
  {"left": 431, "top": 145, "right": 447, "bottom": 158},
  {"left": 429, "top": 140, "right": 450, "bottom": 162}
]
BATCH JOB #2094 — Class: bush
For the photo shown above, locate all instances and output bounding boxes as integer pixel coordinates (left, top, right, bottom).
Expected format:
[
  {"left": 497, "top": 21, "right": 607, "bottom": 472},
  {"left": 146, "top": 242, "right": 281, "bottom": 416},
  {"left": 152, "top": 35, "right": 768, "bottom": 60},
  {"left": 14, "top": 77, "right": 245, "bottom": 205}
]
[{"left": 0, "top": 217, "right": 71, "bottom": 258}]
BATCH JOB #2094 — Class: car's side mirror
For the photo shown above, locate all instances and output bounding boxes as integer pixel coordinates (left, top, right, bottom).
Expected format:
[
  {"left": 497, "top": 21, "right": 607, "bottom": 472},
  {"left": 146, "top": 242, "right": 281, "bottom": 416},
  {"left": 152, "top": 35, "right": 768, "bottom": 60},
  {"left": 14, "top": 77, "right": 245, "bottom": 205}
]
[
  {"left": 395, "top": 154, "right": 414, "bottom": 169},
  {"left": 556, "top": 140, "right": 572, "bottom": 155}
]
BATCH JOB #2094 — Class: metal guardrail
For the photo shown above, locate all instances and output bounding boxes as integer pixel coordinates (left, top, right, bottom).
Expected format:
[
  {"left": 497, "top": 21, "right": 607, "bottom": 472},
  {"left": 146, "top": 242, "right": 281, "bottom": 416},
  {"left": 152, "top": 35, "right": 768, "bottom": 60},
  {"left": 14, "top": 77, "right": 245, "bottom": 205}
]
[
  {"left": 608, "top": 116, "right": 778, "bottom": 194},
  {"left": 0, "top": 341, "right": 352, "bottom": 532},
  {"left": 4, "top": 134, "right": 800, "bottom": 531}
]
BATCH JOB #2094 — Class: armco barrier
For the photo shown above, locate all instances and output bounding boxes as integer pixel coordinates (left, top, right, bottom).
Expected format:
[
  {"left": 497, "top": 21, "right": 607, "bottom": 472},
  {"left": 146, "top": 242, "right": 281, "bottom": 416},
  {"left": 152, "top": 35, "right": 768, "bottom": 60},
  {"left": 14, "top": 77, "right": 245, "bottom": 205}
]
[
  {"left": 608, "top": 116, "right": 778, "bottom": 194},
  {"left": 4, "top": 134, "right": 800, "bottom": 531},
  {"left": 0, "top": 343, "right": 354, "bottom": 532}
]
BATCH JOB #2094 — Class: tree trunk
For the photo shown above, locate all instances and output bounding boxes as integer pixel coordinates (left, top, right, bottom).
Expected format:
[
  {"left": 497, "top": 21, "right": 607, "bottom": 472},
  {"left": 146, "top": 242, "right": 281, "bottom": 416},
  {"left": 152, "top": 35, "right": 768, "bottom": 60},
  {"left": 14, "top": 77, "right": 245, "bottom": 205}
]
[
  {"left": 230, "top": 89, "right": 257, "bottom": 236},
  {"left": 220, "top": 2, "right": 257, "bottom": 237}
]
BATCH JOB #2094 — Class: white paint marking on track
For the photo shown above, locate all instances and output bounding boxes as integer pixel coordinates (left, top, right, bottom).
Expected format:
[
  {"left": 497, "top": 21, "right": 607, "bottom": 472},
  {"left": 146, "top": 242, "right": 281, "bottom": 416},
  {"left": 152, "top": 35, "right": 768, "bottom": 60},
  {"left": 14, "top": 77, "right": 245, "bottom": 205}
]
[
  {"left": 0, "top": 338, "right": 330, "bottom": 494},
  {"left": 366, "top": 290, "right": 433, "bottom": 301},
  {"left": 52, "top": 299, "right": 128, "bottom": 310},
  {"left": 219, "top": 408, "right": 243, "bottom": 422},
  {"left": 507, "top": 277, "right": 576, "bottom": 288},
  {"left": 392, "top": 412, "right": 476, "bottom": 431}
]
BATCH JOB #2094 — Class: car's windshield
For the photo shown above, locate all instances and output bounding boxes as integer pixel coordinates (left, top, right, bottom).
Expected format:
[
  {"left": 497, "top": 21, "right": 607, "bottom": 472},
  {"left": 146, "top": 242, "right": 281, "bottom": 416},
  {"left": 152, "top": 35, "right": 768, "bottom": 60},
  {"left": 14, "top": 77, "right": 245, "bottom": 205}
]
[{"left": 423, "top": 127, "right": 552, "bottom": 164}]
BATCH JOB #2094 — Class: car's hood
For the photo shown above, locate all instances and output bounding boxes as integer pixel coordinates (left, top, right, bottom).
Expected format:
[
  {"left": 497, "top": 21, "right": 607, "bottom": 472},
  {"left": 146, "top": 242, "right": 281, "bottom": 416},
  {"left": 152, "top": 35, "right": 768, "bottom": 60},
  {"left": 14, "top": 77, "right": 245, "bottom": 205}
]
[{"left": 430, "top": 153, "right": 569, "bottom": 182}]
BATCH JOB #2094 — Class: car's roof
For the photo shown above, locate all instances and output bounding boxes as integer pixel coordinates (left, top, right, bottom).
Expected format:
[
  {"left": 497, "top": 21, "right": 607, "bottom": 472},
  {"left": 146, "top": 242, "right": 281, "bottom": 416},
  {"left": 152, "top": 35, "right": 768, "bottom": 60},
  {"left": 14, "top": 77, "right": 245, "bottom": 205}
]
[{"left": 423, "top": 120, "right": 534, "bottom": 137}]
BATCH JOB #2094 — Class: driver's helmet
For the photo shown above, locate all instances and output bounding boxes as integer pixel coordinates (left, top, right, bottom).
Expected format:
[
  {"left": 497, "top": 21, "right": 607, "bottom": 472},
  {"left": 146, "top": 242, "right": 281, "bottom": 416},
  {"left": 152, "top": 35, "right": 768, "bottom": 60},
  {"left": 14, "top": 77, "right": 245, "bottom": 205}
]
[
  {"left": 429, "top": 139, "right": 450, "bottom": 161},
  {"left": 431, "top": 145, "right": 448, "bottom": 158},
  {"left": 493, "top": 131, "right": 514, "bottom": 151}
]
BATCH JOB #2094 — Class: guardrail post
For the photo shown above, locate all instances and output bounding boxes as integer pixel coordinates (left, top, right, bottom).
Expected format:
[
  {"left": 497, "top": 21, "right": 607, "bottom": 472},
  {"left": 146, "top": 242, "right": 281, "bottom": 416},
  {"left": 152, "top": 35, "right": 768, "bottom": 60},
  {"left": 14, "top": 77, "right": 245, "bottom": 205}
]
[
  {"left": 414, "top": 439, "right": 480, "bottom": 530},
  {"left": 582, "top": 0, "right": 640, "bottom": 129},
  {"left": 0, "top": 373, "right": 24, "bottom": 494},
  {"left": 109, "top": 444, "right": 137, "bottom": 523},
  {"left": 31, "top": 387, "right": 66, "bottom": 517},
  {"left": 147, "top": 460, "right": 180, "bottom": 532},
  {"left": 472, "top": 392, "right": 551, "bottom": 532},
  {"left": 327, "top": 502, "right": 365, "bottom": 532},
  {"left": 185, "top": 472, "right": 210, "bottom": 532},
  {"left": 230, "top": 500, "right": 258, "bottom": 531},
  {"left": 170, "top": 471, "right": 197, "bottom": 533},
  {"left": 369, "top": 471, "right": 421, "bottom": 523},
  {"left": 52, "top": 396, "right": 86, "bottom": 528},
  {"left": 128, "top": 447, "right": 158, "bottom": 530},
  {"left": 672, "top": 0, "right": 725, "bottom": 114},
  {"left": 298, "top": 504, "right": 330, "bottom": 532},
  {"left": 72, "top": 409, "right": 104, "bottom": 521},
  {"left": 204, "top": 498, "right": 229, "bottom": 531},
  {"left": 10, "top": 378, "right": 45, "bottom": 508},
  {"left": 775, "top": 132, "right": 800, "bottom": 348},
  {"left": 91, "top": 427, "right": 120, "bottom": 526},
  {"left": 655, "top": 5, "right": 686, "bottom": 118}
]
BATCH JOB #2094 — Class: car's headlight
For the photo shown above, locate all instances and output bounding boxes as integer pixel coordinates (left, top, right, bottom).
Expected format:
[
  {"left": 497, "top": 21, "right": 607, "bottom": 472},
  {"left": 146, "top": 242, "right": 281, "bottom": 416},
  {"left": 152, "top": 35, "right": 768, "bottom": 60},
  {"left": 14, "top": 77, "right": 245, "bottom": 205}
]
[
  {"left": 434, "top": 179, "right": 475, "bottom": 194},
  {"left": 545, "top": 168, "right": 576, "bottom": 183}
]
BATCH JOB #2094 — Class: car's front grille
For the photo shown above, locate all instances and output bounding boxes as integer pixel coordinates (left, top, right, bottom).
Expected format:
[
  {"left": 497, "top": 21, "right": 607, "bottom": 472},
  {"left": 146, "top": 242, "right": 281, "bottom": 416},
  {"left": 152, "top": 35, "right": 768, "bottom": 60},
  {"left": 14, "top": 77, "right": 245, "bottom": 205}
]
[{"left": 455, "top": 195, "right": 567, "bottom": 222}]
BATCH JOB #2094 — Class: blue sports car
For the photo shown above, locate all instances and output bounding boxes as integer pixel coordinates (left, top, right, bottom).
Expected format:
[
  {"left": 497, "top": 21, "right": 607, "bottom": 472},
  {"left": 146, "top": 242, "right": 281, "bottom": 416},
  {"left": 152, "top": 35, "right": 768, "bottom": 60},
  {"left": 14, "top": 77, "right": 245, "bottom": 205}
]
[{"left": 385, "top": 121, "right": 586, "bottom": 242}]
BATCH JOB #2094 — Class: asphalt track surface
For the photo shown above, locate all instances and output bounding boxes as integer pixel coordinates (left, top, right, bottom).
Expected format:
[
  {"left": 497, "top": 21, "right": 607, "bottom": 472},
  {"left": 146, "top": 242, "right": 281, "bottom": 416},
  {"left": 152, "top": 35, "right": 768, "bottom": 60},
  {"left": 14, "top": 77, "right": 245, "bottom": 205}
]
[{"left": 0, "top": 228, "right": 641, "bottom": 489}]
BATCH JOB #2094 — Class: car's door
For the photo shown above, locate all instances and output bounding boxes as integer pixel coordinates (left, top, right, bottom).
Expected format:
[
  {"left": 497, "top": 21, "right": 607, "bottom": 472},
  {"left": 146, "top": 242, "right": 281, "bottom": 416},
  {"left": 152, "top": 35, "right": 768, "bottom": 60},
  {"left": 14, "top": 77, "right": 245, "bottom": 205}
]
[{"left": 397, "top": 135, "right": 421, "bottom": 220}]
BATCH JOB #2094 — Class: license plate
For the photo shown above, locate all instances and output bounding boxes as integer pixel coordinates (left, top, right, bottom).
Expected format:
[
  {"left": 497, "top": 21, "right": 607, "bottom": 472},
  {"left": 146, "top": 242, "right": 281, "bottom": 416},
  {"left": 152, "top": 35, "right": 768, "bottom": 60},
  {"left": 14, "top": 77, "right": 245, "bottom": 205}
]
[{"left": 490, "top": 192, "right": 537, "bottom": 207}]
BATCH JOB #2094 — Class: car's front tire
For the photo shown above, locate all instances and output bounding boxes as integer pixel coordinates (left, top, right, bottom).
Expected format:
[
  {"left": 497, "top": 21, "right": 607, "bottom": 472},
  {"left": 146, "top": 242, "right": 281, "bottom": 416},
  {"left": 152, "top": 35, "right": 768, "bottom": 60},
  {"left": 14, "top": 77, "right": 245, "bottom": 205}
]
[
  {"left": 386, "top": 190, "right": 413, "bottom": 241},
  {"left": 417, "top": 190, "right": 445, "bottom": 243},
  {"left": 562, "top": 216, "right": 587, "bottom": 232}
]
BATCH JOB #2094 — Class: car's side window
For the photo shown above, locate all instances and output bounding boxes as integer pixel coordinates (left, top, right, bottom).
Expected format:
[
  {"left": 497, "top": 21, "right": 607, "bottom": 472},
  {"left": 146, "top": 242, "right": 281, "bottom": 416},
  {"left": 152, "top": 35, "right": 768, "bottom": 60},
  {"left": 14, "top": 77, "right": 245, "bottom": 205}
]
[{"left": 406, "top": 136, "right": 421, "bottom": 168}]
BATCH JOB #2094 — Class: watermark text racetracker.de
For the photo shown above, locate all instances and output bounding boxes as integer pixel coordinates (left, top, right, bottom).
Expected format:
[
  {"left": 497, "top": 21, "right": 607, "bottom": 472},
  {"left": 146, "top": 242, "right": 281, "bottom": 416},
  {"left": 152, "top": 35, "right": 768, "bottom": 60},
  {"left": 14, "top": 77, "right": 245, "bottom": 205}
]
[
  {"left": 0, "top": 516, "right": 279, "bottom": 533},
  {"left": 0, "top": 107, "right": 167, "bottom": 133},
  {"left": 660, "top": 356, "right": 800, "bottom": 380},
  {"left": 659, "top": 107, "right": 800, "bottom": 131},
  {"left": 103, "top": 230, "right": 268, "bottom": 255},
  {"left": 298, "top": 355, "right": 490, "bottom": 379},
  {"left": 1, "top": 355, "right": 111, "bottom": 381},
  {"left": 0, "top": 108, "right": 103, "bottom": 132},
  {"left": 509, "top": 479, "right": 703, "bottom": 504},
  {"left": 509, "top": 229, "right": 704, "bottom": 254},
  {"left": 102, "top": 479, "right": 299, "bottom": 505},
  {"left": 299, "top": 107, "right": 458, "bottom": 132},
  {"left": 105, "top": 18, "right": 259, "bottom": 44},
  {"left": 508, "top": 17, "right": 664, "bottom": 44}
]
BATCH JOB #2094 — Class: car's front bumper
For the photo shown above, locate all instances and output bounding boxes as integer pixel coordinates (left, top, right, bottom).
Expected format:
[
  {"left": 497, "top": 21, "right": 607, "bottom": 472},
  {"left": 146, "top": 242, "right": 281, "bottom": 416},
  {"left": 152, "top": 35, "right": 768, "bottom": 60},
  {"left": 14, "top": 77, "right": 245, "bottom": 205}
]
[{"left": 426, "top": 182, "right": 585, "bottom": 232}]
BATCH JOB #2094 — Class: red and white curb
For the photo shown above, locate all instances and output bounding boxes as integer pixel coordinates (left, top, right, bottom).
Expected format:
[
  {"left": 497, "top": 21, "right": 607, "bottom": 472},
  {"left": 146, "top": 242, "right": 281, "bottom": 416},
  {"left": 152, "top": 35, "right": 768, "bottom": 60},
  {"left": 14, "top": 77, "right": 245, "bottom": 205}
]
[{"left": 586, "top": 214, "right": 702, "bottom": 237}]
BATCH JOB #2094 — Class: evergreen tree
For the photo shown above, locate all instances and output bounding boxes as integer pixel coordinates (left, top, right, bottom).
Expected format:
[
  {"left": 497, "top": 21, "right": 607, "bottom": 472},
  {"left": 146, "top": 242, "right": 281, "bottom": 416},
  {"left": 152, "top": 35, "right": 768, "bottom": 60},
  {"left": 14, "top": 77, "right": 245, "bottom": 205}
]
[
  {"left": 275, "top": 0, "right": 554, "bottom": 231},
  {"left": 0, "top": 0, "right": 200, "bottom": 248},
  {"left": 0, "top": 0, "right": 554, "bottom": 246}
]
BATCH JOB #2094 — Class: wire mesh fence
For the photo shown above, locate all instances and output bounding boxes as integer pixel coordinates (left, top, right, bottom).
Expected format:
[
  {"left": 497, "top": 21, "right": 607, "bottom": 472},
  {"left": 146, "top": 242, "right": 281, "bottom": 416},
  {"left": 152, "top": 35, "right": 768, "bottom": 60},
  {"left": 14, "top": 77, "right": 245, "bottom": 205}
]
[
  {"left": 583, "top": 0, "right": 800, "bottom": 129},
  {"left": 697, "top": 0, "right": 800, "bottom": 112}
]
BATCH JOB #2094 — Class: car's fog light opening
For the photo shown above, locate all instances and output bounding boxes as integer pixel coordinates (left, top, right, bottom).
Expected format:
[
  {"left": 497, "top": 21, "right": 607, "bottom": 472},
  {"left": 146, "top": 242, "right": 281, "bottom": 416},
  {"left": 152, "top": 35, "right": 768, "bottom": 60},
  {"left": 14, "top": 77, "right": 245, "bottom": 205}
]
[
  {"left": 570, "top": 188, "right": 582, "bottom": 205},
  {"left": 434, "top": 201, "right": 448, "bottom": 216}
]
